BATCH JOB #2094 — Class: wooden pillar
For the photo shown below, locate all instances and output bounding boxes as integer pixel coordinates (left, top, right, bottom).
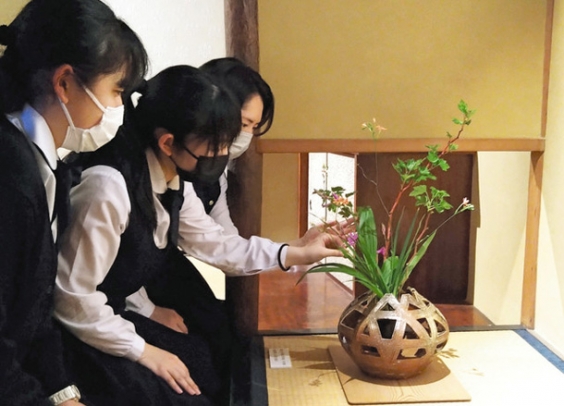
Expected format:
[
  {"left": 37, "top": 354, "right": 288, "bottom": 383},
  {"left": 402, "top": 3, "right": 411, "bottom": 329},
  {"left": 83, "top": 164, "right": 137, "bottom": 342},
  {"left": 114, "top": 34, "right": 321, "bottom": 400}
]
[
  {"left": 521, "top": 151, "right": 544, "bottom": 328},
  {"left": 521, "top": 0, "right": 553, "bottom": 328},
  {"left": 224, "top": 0, "right": 262, "bottom": 335}
]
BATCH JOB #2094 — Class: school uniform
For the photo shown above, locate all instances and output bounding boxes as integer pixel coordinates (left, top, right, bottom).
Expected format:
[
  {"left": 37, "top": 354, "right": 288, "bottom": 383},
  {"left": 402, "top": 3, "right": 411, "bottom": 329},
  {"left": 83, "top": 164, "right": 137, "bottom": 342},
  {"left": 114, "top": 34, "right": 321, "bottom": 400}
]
[
  {"left": 0, "top": 107, "right": 74, "bottom": 406},
  {"left": 54, "top": 130, "right": 285, "bottom": 405},
  {"left": 125, "top": 172, "right": 237, "bottom": 317}
]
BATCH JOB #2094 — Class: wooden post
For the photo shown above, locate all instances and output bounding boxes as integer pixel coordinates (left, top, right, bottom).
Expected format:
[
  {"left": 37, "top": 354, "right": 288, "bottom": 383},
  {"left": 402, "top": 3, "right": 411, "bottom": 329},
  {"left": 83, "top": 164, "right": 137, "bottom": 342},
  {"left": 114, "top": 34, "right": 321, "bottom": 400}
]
[
  {"left": 224, "top": 0, "right": 261, "bottom": 335},
  {"left": 521, "top": 0, "right": 553, "bottom": 328}
]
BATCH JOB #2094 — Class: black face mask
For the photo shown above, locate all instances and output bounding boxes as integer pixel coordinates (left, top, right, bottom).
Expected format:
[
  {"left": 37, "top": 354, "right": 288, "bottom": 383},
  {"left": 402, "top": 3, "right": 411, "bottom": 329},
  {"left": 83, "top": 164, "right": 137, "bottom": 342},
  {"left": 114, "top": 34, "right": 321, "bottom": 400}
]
[{"left": 172, "top": 144, "right": 229, "bottom": 185}]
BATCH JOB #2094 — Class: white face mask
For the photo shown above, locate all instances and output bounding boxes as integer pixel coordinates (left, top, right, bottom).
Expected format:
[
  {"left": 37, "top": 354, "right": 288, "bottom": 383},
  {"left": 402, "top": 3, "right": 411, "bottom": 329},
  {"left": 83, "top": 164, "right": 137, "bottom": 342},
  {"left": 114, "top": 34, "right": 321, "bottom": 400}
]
[
  {"left": 228, "top": 131, "right": 254, "bottom": 160},
  {"left": 59, "top": 86, "right": 124, "bottom": 152}
]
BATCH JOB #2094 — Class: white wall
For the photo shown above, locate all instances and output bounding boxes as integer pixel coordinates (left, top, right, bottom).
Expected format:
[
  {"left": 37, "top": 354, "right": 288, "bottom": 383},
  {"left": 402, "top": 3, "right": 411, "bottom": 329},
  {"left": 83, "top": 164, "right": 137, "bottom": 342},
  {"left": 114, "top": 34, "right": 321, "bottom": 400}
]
[
  {"left": 473, "top": 152, "right": 529, "bottom": 325},
  {"left": 104, "top": 0, "right": 227, "bottom": 299},
  {"left": 535, "top": 0, "right": 564, "bottom": 359},
  {"left": 104, "top": 0, "right": 226, "bottom": 76}
]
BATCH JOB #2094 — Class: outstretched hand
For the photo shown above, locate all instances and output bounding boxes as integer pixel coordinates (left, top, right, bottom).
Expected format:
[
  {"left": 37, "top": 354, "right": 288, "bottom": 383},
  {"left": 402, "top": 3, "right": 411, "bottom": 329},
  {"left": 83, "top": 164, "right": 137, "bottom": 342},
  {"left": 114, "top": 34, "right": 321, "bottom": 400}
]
[
  {"left": 284, "top": 229, "right": 343, "bottom": 269},
  {"left": 292, "top": 218, "right": 355, "bottom": 247},
  {"left": 138, "top": 344, "right": 201, "bottom": 396}
]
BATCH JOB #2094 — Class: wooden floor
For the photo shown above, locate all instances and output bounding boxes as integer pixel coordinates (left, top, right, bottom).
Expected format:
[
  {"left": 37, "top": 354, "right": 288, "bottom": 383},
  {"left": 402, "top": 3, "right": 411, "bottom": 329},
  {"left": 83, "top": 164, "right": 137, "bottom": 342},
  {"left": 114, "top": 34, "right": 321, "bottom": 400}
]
[{"left": 258, "top": 272, "right": 493, "bottom": 333}]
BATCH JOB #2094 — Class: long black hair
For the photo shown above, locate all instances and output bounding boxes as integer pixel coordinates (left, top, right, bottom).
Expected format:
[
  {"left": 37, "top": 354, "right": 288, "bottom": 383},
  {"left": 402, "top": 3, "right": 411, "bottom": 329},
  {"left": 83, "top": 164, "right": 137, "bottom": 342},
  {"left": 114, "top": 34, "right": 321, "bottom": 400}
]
[
  {"left": 76, "top": 65, "right": 241, "bottom": 230},
  {"left": 130, "top": 65, "right": 241, "bottom": 155},
  {"left": 0, "top": 0, "right": 148, "bottom": 113},
  {"left": 200, "top": 57, "right": 274, "bottom": 136}
]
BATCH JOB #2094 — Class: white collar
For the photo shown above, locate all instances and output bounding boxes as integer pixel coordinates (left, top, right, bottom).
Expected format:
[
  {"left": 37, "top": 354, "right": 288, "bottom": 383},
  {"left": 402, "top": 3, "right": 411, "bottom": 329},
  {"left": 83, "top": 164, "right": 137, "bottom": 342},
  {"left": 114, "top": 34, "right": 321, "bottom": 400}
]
[
  {"left": 145, "top": 148, "right": 180, "bottom": 194},
  {"left": 6, "top": 104, "right": 59, "bottom": 170}
]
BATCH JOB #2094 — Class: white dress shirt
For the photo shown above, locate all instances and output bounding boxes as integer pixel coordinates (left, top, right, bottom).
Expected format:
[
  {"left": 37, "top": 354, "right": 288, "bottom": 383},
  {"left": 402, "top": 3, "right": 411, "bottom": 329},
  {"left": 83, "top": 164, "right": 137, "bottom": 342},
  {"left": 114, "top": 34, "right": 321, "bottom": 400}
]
[
  {"left": 54, "top": 149, "right": 284, "bottom": 360},
  {"left": 124, "top": 170, "right": 240, "bottom": 317},
  {"left": 208, "top": 172, "right": 239, "bottom": 235},
  {"left": 6, "top": 104, "right": 60, "bottom": 240}
]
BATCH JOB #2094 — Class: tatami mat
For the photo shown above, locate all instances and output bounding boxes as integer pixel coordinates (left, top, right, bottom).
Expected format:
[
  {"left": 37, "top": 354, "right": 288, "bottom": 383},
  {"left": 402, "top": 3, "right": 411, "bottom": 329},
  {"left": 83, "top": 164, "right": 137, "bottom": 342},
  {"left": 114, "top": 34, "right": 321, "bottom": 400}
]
[{"left": 263, "top": 331, "right": 564, "bottom": 405}]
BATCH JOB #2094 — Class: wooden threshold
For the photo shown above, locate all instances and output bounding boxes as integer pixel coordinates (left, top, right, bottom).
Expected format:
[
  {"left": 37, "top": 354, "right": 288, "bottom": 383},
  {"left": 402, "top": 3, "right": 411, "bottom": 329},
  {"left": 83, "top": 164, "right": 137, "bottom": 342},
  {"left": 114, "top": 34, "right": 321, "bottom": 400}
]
[
  {"left": 258, "top": 271, "right": 497, "bottom": 335},
  {"left": 258, "top": 137, "right": 545, "bottom": 154},
  {"left": 436, "top": 303, "right": 494, "bottom": 329}
]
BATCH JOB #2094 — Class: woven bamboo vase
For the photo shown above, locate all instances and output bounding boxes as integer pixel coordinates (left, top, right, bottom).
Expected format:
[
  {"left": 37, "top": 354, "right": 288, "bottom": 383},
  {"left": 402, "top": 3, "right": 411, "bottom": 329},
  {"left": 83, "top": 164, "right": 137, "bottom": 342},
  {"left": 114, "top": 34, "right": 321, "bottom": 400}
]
[{"left": 338, "top": 287, "right": 449, "bottom": 379}]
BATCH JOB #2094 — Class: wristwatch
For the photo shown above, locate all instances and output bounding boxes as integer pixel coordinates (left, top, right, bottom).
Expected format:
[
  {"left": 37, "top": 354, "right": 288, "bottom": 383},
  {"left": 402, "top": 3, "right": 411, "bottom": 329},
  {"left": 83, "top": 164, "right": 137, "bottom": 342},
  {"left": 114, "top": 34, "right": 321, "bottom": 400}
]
[{"left": 48, "top": 385, "right": 81, "bottom": 405}]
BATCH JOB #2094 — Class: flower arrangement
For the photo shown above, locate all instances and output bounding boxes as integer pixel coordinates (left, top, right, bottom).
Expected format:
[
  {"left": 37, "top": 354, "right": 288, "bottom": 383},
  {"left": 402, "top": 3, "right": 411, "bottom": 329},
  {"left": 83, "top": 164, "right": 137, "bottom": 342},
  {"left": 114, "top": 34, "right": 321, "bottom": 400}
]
[{"left": 300, "top": 100, "right": 475, "bottom": 298}]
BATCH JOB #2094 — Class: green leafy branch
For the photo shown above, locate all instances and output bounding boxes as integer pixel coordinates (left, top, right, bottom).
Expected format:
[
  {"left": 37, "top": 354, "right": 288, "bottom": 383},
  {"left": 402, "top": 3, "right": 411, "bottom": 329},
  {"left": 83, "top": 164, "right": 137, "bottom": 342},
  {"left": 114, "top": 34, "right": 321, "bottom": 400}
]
[{"left": 299, "top": 100, "right": 476, "bottom": 298}]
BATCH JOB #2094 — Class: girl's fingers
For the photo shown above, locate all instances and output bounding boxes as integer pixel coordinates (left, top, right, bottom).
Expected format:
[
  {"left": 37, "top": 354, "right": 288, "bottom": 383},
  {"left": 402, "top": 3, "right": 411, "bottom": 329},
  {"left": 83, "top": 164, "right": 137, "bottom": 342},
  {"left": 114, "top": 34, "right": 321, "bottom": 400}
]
[
  {"left": 164, "top": 372, "right": 184, "bottom": 394},
  {"left": 175, "top": 372, "right": 200, "bottom": 395}
]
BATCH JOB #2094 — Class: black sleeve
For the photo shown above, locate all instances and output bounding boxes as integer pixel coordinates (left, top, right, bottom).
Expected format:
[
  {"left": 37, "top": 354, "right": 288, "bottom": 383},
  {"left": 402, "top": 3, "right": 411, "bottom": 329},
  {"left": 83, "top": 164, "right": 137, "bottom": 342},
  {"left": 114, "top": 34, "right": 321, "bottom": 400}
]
[{"left": 0, "top": 185, "right": 69, "bottom": 406}]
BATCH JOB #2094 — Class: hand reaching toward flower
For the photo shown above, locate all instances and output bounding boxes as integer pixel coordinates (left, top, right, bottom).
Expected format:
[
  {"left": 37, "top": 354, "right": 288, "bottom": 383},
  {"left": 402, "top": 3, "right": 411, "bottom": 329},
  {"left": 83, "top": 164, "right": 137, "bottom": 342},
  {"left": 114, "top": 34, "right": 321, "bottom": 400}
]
[
  {"left": 283, "top": 230, "right": 343, "bottom": 269},
  {"left": 290, "top": 218, "right": 355, "bottom": 248}
]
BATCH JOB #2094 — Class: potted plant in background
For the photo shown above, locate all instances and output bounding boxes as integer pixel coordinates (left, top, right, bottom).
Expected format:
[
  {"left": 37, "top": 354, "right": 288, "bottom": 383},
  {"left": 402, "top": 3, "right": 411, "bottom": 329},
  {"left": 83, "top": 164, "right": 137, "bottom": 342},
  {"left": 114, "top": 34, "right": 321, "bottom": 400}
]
[{"left": 299, "top": 101, "right": 475, "bottom": 379}]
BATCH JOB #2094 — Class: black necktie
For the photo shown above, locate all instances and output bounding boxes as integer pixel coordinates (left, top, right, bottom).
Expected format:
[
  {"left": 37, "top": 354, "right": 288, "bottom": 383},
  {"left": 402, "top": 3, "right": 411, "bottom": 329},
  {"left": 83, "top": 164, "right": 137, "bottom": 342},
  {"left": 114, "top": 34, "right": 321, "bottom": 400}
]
[
  {"left": 53, "top": 160, "right": 77, "bottom": 243},
  {"left": 32, "top": 142, "right": 80, "bottom": 245},
  {"left": 160, "top": 186, "right": 185, "bottom": 247},
  {"left": 193, "top": 179, "right": 221, "bottom": 214}
]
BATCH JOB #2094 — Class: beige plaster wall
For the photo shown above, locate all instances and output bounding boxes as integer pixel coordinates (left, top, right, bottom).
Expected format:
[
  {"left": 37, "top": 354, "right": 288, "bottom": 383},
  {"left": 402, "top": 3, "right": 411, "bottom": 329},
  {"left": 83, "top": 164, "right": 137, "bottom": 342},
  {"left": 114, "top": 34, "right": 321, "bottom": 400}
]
[
  {"left": 0, "top": 0, "right": 28, "bottom": 24},
  {"left": 259, "top": 0, "right": 547, "bottom": 329},
  {"left": 259, "top": 0, "right": 546, "bottom": 141}
]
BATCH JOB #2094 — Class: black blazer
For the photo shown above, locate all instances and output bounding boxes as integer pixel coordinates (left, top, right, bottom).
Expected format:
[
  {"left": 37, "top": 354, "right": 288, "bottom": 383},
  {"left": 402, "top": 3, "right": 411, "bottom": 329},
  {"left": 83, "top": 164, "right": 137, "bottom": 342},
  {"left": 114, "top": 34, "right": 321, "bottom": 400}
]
[{"left": 0, "top": 116, "right": 71, "bottom": 405}]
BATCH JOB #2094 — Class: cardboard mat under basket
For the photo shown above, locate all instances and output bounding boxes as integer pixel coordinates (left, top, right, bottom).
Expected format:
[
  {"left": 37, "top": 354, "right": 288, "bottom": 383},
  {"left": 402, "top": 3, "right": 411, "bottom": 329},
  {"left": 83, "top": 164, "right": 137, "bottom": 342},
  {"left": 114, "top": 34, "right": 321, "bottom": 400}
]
[
  {"left": 264, "top": 331, "right": 564, "bottom": 406},
  {"left": 328, "top": 345, "right": 471, "bottom": 404}
]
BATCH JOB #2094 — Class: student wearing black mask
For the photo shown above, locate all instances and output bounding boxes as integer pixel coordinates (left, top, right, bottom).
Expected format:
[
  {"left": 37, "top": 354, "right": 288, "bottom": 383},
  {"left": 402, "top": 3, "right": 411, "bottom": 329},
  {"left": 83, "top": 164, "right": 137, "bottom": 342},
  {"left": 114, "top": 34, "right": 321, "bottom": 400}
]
[{"left": 54, "top": 65, "right": 341, "bottom": 405}]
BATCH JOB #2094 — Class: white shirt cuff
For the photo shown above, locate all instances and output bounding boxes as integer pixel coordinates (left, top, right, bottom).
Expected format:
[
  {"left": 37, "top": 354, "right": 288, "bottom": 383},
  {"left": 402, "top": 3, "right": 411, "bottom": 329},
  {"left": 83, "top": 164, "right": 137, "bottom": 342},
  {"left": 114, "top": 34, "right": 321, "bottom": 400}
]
[{"left": 125, "top": 334, "right": 146, "bottom": 362}]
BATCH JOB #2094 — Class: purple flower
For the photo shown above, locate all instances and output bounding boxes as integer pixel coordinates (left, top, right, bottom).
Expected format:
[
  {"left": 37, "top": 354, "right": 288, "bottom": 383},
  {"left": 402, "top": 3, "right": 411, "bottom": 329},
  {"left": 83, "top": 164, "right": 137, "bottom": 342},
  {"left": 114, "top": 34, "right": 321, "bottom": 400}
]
[
  {"left": 346, "top": 232, "right": 358, "bottom": 247},
  {"left": 377, "top": 246, "right": 387, "bottom": 256}
]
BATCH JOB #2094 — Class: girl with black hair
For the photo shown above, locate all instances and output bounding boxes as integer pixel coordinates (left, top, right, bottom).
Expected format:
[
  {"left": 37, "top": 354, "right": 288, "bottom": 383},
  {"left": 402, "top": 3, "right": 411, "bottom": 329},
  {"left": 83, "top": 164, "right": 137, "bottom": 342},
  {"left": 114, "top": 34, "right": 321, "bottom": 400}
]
[
  {"left": 0, "top": 0, "right": 147, "bottom": 405},
  {"left": 53, "top": 65, "right": 340, "bottom": 406},
  {"left": 126, "top": 57, "right": 276, "bottom": 330},
  {"left": 129, "top": 58, "right": 337, "bottom": 329},
  {"left": 197, "top": 57, "right": 274, "bottom": 221}
]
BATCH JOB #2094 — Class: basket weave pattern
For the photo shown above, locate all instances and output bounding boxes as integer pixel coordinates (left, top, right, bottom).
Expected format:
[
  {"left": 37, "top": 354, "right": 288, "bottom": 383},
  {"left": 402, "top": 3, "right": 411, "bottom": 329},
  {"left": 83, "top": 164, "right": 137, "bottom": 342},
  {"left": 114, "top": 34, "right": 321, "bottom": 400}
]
[{"left": 338, "top": 287, "right": 449, "bottom": 379}]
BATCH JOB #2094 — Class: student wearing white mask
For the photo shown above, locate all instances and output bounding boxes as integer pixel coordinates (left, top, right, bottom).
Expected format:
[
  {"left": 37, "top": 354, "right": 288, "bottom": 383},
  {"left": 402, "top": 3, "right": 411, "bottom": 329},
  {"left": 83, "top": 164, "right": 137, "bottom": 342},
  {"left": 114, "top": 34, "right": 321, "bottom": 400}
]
[
  {"left": 58, "top": 86, "right": 127, "bottom": 153},
  {"left": 196, "top": 57, "right": 274, "bottom": 228},
  {"left": 0, "top": 1, "right": 147, "bottom": 405},
  {"left": 53, "top": 66, "right": 340, "bottom": 406}
]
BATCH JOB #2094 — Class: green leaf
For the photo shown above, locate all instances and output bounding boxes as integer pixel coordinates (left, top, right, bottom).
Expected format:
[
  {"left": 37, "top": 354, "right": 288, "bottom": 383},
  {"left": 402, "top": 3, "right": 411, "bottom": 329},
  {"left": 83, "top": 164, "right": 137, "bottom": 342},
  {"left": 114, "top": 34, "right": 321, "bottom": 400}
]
[
  {"left": 452, "top": 118, "right": 463, "bottom": 125},
  {"left": 438, "top": 159, "right": 450, "bottom": 171},
  {"left": 409, "top": 185, "right": 427, "bottom": 197},
  {"left": 458, "top": 100, "right": 468, "bottom": 114},
  {"left": 400, "top": 231, "right": 437, "bottom": 288},
  {"left": 356, "top": 207, "right": 378, "bottom": 270},
  {"left": 381, "top": 256, "right": 399, "bottom": 289},
  {"left": 297, "top": 262, "right": 384, "bottom": 297},
  {"left": 389, "top": 209, "right": 423, "bottom": 295},
  {"left": 427, "top": 149, "right": 439, "bottom": 164}
]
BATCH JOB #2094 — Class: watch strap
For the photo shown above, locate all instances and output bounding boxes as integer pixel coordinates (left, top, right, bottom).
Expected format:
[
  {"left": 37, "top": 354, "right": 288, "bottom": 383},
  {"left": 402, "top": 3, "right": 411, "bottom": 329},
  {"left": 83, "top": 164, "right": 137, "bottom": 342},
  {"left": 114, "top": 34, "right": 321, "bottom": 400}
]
[{"left": 48, "top": 385, "right": 81, "bottom": 405}]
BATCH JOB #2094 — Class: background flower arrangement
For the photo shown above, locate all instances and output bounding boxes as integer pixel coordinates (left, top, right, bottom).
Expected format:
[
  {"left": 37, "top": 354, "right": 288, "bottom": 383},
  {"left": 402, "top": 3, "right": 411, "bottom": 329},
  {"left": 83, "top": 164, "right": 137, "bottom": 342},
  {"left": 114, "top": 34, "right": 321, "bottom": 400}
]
[{"left": 300, "top": 101, "right": 475, "bottom": 298}]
